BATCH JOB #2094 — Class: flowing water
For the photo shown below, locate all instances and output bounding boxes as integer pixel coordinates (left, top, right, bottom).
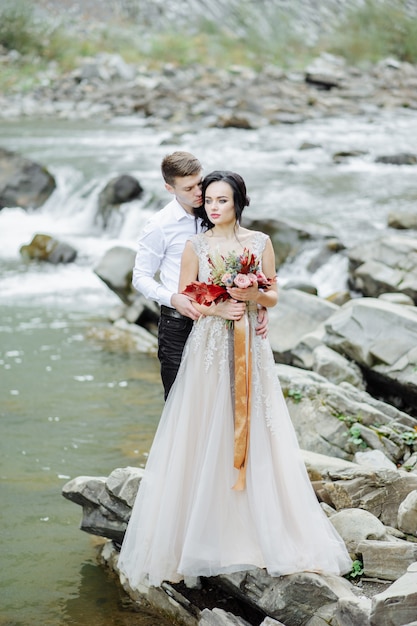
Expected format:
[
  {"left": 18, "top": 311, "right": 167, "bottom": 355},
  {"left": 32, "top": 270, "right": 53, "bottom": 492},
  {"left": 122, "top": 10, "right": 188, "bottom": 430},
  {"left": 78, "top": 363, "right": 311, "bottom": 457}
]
[{"left": 1, "top": 111, "right": 417, "bottom": 624}]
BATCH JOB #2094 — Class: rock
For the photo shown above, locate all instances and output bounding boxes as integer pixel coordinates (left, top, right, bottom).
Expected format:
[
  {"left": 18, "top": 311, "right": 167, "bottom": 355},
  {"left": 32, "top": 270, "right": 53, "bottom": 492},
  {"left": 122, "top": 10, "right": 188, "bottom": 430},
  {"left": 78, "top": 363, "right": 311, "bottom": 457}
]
[
  {"left": 398, "top": 490, "right": 417, "bottom": 535},
  {"left": 310, "top": 344, "right": 364, "bottom": 389},
  {"left": 358, "top": 539, "right": 417, "bottom": 581},
  {"left": 322, "top": 297, "right": 417, "bottom": 408},
  {"left": 218, "top": 569, "right": 357, "bottom": 626},
  {"left": 199, "top": 608, "right": 251, "bottom": 625},
  {"left": 268, "top": 290, "right": 338, "bottom": 363},
  {"left": 305, "top": 54, "right": 346, "bottom": 90},
  {"left": 94, "top": 245, "right": 136, "bottom": 304},
  {"left": 62, "top": 467, "right": 145, "bottom": 543},
  {"left": 375, "top": 153, "right": 417, "bottom": 165},
  {"left": 98, "top": 174, "right": 144, "bottom": 228},
  {"left": 322, "top": 467, "right": 417, "bottom": 529},
  {"left": 0, "top": 146, "right": 56, "bottom": 209},
  {"left": 332, "top": 595, "right": 372, "bottom": 626},
  {"left": 276, "top": 364, "right": 417, "bottom": 463},
  {"left": 378, "top": 292, "right": 415, "bottom": 306},
  {"left": 348, "top": 235, "right": 417, "bottom": 302},
  {"left": 246, "top": 216, "right": 337, "bottom": 269},
  {"left": 370, "top": 564, "right": 417, "bottom": 625},
  {"left": 19, "top": 233, "right": 77, "bottom": 263},
  {"left": 388, "top": 211, "right": 417, "bottom": 230},
  {"left": 354, "top": 450, "right": 397, "bottom": 471},
  {"left": 330, "top": 508, "right": 389, "bottom": 554}
]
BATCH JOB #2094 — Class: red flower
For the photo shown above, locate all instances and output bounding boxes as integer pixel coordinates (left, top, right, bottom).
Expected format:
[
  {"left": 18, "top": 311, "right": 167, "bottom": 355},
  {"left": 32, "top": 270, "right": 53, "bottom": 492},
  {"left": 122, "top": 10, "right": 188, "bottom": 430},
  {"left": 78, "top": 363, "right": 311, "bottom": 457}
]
[{"left": 181, "top": 281, "right": 228, "bottom": 306}]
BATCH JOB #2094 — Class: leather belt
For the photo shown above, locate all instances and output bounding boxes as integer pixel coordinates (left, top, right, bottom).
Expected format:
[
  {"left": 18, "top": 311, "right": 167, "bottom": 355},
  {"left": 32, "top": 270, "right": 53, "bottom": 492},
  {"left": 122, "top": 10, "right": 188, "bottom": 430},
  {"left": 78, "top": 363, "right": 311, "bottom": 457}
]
[{"left": 160, "top": 305, "right": 190, "bottom": 321}]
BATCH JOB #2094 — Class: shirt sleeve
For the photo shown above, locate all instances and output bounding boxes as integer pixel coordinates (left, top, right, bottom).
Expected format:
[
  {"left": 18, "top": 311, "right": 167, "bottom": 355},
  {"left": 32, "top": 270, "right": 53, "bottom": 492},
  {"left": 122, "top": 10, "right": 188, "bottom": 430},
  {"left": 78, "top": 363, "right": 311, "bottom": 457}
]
[{"left": 132, "top": 223, "right": 173, "bottom": 307}]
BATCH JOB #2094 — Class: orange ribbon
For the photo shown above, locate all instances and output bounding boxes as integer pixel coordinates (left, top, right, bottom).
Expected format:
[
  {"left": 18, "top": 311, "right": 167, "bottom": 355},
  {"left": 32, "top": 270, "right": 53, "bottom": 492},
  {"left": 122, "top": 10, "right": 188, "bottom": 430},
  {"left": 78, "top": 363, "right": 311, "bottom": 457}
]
[{"left": 232, "top": 310, "right": 253, "bottom": 491}]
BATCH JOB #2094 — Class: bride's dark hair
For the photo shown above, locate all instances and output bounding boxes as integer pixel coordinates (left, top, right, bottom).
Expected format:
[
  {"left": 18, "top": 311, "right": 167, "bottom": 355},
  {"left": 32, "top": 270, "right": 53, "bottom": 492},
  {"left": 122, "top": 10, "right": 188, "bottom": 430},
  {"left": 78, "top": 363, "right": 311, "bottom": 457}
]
[{"left": 194, "top": 170, "right": 250, "bottom": 230}]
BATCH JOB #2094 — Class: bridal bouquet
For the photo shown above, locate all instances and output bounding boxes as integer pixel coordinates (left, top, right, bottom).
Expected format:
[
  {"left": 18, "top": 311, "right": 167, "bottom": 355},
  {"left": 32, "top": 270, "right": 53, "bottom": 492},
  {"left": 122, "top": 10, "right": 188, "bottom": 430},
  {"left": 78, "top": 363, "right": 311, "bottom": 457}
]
[{"left": 181, "top": 248, "right": 273, "bottom": 307}]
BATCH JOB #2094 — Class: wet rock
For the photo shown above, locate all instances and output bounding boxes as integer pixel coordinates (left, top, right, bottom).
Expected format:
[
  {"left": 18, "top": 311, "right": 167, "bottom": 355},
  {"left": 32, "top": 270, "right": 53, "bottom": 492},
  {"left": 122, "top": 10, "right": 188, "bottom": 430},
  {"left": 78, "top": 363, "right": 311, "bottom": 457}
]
[
  {"left": 375, "top": 153, "right": 417, "bottom": 165},
  {"left": 97, "top": 174, "right": 144, "bottom": 228},
  {"left": 388, "top": 211, "right": 417, "bottom": 230},
  {"left": 20, "top": 233, "right": 77, "bottom": 263},
  {"left": 0, "top": 146, "right": 56, "bottom": 209},
  {"left": 94, "top": 245, "right": 136, "bottom": 304},
  {"left": 62, "top": 467, "right": 145, "bottom": 543}
]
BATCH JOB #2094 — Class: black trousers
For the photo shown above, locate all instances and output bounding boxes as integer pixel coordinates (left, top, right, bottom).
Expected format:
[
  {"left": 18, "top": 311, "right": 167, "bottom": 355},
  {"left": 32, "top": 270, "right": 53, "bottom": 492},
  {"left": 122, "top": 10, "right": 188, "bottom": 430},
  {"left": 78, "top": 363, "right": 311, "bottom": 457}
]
[{"left": 158, "top": 311, "right": 194, "bottom": 400}]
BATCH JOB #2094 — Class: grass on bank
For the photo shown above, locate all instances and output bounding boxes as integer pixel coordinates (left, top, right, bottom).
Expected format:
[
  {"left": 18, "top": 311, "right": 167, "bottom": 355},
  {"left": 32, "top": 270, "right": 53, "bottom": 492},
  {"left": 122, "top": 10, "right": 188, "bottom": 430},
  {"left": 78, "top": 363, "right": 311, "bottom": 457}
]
[{"left": 1, "top": 0, "right": 417, "bottom": 94}]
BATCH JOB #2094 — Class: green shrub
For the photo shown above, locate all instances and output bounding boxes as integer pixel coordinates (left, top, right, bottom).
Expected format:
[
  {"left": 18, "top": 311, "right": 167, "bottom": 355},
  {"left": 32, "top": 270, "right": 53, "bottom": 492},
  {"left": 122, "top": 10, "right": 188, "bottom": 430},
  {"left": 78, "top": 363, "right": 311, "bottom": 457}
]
[
  {"left": 325, "top": 0, "right": 417, "bottom": 64},
  {"left": 0, "top": 0, "right": 42, "bottom": 54}
]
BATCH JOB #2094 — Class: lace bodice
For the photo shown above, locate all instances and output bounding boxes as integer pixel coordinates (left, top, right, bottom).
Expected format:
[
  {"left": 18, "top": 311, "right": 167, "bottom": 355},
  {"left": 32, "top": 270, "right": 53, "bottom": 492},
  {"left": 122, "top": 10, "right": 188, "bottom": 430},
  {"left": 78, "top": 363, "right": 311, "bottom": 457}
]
[{"left": 190, "top": 231, "right": 269, "bottom": 283}]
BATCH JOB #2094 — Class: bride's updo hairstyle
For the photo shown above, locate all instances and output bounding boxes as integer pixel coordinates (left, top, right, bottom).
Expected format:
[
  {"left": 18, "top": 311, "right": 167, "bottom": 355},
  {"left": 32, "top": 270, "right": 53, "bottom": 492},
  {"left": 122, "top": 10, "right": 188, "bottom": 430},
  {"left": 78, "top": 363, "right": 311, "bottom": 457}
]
[{"left": 195, "top": 170, "right": 250, "bottom": 230}]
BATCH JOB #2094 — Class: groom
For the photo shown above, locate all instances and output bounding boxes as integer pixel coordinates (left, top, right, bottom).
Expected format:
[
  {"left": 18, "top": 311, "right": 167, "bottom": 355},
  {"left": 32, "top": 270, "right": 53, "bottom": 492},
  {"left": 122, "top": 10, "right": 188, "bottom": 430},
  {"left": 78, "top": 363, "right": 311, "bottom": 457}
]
[{"left": 132, "top": 151, "right": 267, "bottom": 399}]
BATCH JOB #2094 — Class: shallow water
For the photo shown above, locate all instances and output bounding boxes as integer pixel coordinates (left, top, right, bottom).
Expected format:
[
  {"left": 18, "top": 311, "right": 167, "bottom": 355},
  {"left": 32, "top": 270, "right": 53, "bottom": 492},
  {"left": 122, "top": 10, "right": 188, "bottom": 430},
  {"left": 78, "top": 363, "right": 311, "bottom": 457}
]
[
  {"left": 0, "top": 303, "right": 164, "bottom": 625},
  {"left": 1, "top": 110, "right": 417, "bottom": 623}
]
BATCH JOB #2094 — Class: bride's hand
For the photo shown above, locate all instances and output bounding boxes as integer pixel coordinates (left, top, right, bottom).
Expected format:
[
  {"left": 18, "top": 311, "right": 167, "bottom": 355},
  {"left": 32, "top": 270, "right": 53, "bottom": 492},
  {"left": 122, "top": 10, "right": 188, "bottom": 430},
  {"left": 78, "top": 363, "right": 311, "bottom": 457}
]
[
  {"left": 214, "top": 299, "right": 246, "bottom": 321},
  {"left": 227, "top": 284, "right": 259, "bottom": 303}
]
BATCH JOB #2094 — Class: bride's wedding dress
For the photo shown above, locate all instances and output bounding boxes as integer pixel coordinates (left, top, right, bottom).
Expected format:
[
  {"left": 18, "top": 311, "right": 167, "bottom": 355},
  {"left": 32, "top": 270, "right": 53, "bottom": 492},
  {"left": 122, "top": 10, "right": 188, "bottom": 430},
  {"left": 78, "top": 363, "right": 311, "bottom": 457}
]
[{"left": 118, "top": 232, "right": 351, "bottom": 589}]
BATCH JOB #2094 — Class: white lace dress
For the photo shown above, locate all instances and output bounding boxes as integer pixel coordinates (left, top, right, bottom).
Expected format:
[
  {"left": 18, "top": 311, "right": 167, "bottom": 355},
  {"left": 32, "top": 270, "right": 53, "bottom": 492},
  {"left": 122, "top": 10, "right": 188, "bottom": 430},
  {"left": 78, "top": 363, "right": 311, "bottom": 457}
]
[{"left": 118, "top": 232, "right": 352, "bottom": 588}]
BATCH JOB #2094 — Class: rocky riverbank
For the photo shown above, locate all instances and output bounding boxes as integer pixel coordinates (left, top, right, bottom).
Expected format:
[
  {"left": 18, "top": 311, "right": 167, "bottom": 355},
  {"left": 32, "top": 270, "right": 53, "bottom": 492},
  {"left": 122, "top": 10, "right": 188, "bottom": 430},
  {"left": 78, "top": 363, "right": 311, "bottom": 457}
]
[{"left": 1, "top": 46, "right": 417, "bottom": 133}]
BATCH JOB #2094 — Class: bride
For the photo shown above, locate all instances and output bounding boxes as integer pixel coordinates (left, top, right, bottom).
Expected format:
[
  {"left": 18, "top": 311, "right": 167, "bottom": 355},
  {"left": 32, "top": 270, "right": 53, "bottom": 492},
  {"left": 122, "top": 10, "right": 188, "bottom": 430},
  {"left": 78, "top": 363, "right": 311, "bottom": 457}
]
[{"left": 117, "top": 170, "right": 352, "bottom": 589}]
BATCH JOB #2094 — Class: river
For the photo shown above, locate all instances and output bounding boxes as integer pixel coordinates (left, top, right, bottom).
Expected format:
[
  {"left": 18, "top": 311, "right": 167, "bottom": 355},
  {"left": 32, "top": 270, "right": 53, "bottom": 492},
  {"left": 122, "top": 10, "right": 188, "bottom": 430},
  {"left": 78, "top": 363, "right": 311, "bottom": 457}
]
[{"left": 1, "top": 110, "right": 417, "bottom": 624}]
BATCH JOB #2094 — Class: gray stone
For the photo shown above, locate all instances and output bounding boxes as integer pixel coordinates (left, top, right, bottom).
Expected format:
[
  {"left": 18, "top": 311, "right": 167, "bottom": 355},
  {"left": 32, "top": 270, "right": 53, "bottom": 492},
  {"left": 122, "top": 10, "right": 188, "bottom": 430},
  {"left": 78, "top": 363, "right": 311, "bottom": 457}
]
[
  {"left": 388, "top": 212, "right": 417, "bottom": 230},
  {"left": 322, "top": 468, "right": 417, "bottom": 528},
  {"left": 398, "top": 490, "right": 417, "bottom": 536},
  {"left": 310, "top": 344, "right": 364, "bottom": 389},
  {"left": 199, "top": 608, "right": 251, "bottom": 625},
  {"left": 94, "top": 245, "right": 136, "bottom": 304},
  {"left": 354, "top": 450, "right": 397, "bottom": 471},
  {"left": 330, "top": 509, "right": 388, "bottom": 553},
  {"left": 333, "top": 595, "right": 372, "bottom": 626},
  {"left": 370, "top": 566, "right": 417, "bottom": 625},
  {"left": 348, "top": 236, "right": 417, "bottom": 302},
  {"left": 267, "top": 290, "right": 338, "bottom": 363},
  {"left": 379, "top": 292, "right": 415, "bottom": 306},
  {"left": 219, "top": 570, "right": 356, "bottom": 626},
  {"left": 0, "top": 146, "right": 56, "bottom": 209},
  {"left": 323, "top": 297, "right": 417, "bottom": 408},
  {"left": 20, "top": 233, "right": 77, "bottom": 264},
  {"left": 358, "top": 539, "right": 417, "bottom": 581},
  {"left": 275, "top": 364, "right": 417, "bottom": 463}
]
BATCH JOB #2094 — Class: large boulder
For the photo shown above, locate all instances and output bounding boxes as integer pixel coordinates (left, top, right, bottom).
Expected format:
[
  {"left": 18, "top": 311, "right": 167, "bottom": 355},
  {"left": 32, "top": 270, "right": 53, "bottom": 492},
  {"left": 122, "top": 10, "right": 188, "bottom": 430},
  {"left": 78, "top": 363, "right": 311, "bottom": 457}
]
[
  {"left": 348, "top": 235, "right": 417, "bottom": 302},
  {"left": 322, "top": 297, "right": 417, "bottom": 408},
  {"left": 94, "top": 246, "right": 136, "bottom": 304},
  {"left": 276, "top": 364, "right": 417, "bottom": 464},
  {"left": 97, "top": 174, "right": 144, "bottom": 228},
  {"left": 370, "top": 563, "right": 417, "bottom": 626},
  {"left": 0, "top": 147, "right": 56, "bottom": 209},
  {"left": 246, "top": 216, "right": 341, "bottom": 269},
  {"left": 267, "top": 289, "right": 339, "bottom": 363},
  {"left": 19, "top": 233, "right": 77, "bottom": 264}
]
